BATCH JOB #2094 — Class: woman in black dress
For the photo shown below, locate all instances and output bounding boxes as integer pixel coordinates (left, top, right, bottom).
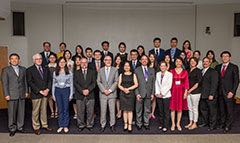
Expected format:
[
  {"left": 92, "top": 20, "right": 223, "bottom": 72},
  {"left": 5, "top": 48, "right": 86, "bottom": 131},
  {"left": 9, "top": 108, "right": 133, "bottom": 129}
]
[{"left": 118, "top": 62, "right": 138, "bottom": 132}]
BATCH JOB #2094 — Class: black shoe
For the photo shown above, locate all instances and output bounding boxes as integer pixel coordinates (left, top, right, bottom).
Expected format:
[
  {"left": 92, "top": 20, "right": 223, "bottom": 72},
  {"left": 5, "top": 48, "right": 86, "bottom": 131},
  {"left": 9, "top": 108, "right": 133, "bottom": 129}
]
[
  {"left": 78, "top": 128, "right": 84, "bottom": 132},
  {"left": 87, "top": 127, "right": 93, "bottom": 132},
  {"left": 9, "top": 131, "right": 15, "bottom": 137},
  {"left": 100, "top": 127, "right": 105, "bottom": 132},
  {"left": 136, "top": 126, "right": 142, "bottom": 130},
  {"left": 18, "top": 129, "right": 26, "bottom": 133},
  {"left": 198, "top": 123, "right": 207, "bottom": 128},
  {"left": 224, "top": 127, "right": 231, "bottom": 133},
  {"left": 144, "top": 125, "right": 150, "bottom": 130},
  {"left": 123, "top": 128, "right": 128, "bottom": 132},
  {"left": 128, "top": 129, "right": 132, "bottom": 133},
  {"left": 110, "top": 126, "right": 116, "bottom": 132}
]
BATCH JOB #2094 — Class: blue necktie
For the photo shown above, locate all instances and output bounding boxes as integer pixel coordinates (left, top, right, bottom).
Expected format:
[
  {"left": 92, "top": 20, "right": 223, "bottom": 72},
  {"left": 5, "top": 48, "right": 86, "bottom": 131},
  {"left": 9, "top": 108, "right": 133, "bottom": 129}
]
[{"left": 144, "top": 67, "right": 149, "bottom": 81}]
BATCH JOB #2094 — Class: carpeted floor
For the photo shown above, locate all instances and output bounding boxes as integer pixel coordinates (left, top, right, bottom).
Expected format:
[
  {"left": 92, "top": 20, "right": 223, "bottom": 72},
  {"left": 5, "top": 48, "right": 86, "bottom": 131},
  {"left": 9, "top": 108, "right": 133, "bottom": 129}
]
[{"left": 0, "top": 99, "right": 240, "bottom": 135}]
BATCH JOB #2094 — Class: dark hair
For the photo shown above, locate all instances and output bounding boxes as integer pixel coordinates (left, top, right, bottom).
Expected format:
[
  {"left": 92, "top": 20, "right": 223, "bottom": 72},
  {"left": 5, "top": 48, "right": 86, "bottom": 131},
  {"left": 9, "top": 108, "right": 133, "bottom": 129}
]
[
  {"left": 220, "top": 51, "right": 231, "bottom": 57},
  {"left": 203, "top": 56, "right": 210, "bottom": 61},
  {"left": 123, "top": 61, "right": 133, "bottom": 73},
  {"left": 49, "top": 53, "right": 57, "bottom": 61},
  {"left": 130, "top": 49, "right": 139, "bottom": 55},
  {"left": 55, "top": 57, "right": 70, "bottom": 76},
  {"left": 101, "top": 41, "right": 109, "bottom": 46},
  {"left": 175, "top": 57, "right": 184, "bottom": 64},
  {"left": 94, "top": 50, "right": 101, "bottom": 54},
  {"left": 140, "top": 55, "right": 149, "bottom": 63},
  {"left": 63, "top": 50, "right": 72, "bottom": 60},
  {"left": 43, "top": 41, "right": 51, "bottom": 47},
  {"left": 59, "top": 42, "right": 66, "bottom": 47},
  {"left": 118, "top": 42, "right": 126, "bottom": 49},
  {"left": 75, "top": 45, "right": 85, "bottom": 57},
  {"left": 206, "top": 50, "right": 216, "bottom": 62},
  {"left": 73, "top": 55, "right": 82, "bottom": 71},
  {"left": 148, "top": 53, "right": 158, "bottom": 69},
  {"left": 189, "top": 57, "right": 199, "bottom": 66},
  {"left": 182, "top": 40, "right": 192, "bottom": 51},
  {"left": 85, "top": 47, "right": 93, "bottom": 52},
  {"left": 9, "top": 53, "right": 20, "bottom": 59},
  {"left": 137, "top": 45, "right": 145, "bottom": 56},
  {"left": 171, "top": 37, "right": 178, "bottom": 43},
  {"left": 193, "top": 50, "right": 201, "bottom": 56},
  {"left": 153, "top": 37, "right": 161, "bottom": 42},
  {"left": 114, "top": 55, "right": 122, "bottom": 66}
]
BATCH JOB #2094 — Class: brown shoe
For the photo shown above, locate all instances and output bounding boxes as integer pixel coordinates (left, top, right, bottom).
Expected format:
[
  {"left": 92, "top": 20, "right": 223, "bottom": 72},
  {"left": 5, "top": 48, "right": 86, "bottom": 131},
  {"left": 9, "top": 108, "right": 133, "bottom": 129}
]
[
  {"left": 43, "top": 127, "right": 53, "bottom": 132},
  {"left": 34, "top": 129, "right": 40, "bottom": 135}
]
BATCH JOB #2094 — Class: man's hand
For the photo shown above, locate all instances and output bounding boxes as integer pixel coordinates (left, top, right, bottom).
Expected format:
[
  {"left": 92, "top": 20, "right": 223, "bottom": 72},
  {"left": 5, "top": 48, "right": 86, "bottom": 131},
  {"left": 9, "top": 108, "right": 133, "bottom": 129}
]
[
  {"left": 104, "top": 90, "right": 110, "bottom": 96},
  {"left": 227, "top": 92, "right": 234, "bottom": 99},
  {"left": 136, "top": 94, "right": 141, "bottom": 101},
  {"left": 208, "top": 95, "right": 214, "bottom": 101},
  {"left": 5, "top": 96, "right": 10, "bottom": 101}
]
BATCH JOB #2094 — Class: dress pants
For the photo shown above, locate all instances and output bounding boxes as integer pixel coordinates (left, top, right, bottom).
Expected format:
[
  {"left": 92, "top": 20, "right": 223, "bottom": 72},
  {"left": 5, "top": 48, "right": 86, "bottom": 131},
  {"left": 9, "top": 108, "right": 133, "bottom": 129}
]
[
  {"left": 32, "top": 97, "right": 48, "bottom": 130},
  {"left": 156, "top": 98, "right": 170, "bottom": 128},
  {"left": 199, "top": 98, "right": 217, "bottom": 128},
  {"left": 55, "top": 87, "right": 70, "bottom": 128},
  {"left": 8, "top": 99, "right": 25, "bottom": 132},
  {"left": 219, "top": 95, "right": 235, "bottom": 128},
  {"left": 100, "top": 97, "right": 116, "bottom": 128},
  {"left": 76, "top": 98, "right": 95, "bottom": 128},
  {"left": 135, "top": 97, "right": 151, "bottom": 127}
]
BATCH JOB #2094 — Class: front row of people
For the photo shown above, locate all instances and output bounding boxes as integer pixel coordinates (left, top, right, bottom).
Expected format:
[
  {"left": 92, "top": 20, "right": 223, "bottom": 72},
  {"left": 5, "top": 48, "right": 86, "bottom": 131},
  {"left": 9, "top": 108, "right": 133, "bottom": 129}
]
[{"left": 1, "top": 51, "right": 239, "bottom": 137}]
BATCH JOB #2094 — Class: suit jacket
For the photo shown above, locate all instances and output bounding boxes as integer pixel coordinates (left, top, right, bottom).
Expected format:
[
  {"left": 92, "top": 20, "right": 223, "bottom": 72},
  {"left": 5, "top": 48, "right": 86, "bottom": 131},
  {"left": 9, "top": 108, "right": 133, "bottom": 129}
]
[
  {"left": 101, "top": 51, "right": 114, "bottom": 62},
  {"left": 165, "top": 48, "right": 181, "bottom": 62},
  {"left": 97, "top": 66, "right": 119, "bottom": 99},
  {"left": 1, "top": 65, "right": 28, "bottom": 100},
  {"left": 40, "top": 51, "right": 56, "bottom": 67},
  {"left": 200, "top": 67, "right": 218, "bottom": 99},
  {"left": 149, "top": 48, "right": 165, "bottom": 64},
  {"left": 155, "top": 71, "right": 173, "bottom": 98},
  {"left": 74, "top": 68, "right": 96, "bottom": 100},
  {"left": 135, "top": 66, "right": 156, "bottom": 98},
  {"left": 26, "top": 65, "right": 51, "bottom": 99},
  {"left": 215, "top": 63, "right": 239, "bottom": 97},
  {"left": 89, "top": 60, "right": 105, "bottom": 73},
  {"left": 130, "top": 60, "right": 141, "bottom": 71}
]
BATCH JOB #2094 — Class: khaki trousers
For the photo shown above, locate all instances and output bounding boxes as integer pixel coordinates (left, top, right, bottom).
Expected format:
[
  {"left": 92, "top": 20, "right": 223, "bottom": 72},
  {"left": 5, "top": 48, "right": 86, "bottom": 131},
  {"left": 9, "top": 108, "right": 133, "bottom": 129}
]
[{"left": 32, "top": 97, "right": 48, "bottom": 130}]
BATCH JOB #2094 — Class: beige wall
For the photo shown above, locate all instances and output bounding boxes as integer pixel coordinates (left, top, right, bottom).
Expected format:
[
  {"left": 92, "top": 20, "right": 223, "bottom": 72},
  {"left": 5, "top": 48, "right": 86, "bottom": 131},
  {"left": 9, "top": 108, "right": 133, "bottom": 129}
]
[{"left": 0, "top": 2, "right": 240, "bottom": 67}]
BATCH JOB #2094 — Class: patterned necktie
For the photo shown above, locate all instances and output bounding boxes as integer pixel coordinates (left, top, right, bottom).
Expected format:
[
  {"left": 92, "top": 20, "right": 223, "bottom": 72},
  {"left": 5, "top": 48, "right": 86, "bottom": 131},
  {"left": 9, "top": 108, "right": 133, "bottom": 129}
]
[
  {"left": 38, "top": 66, "right": 44, "bottom": 79},
  {"left": 144, "top": 67, "right": 149, "bottom": 81}
]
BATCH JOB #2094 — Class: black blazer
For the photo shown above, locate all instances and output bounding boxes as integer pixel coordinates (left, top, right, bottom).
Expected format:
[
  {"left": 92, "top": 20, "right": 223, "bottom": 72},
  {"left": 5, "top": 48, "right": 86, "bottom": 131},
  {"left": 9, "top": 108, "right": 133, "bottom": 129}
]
[
  {"left": 26, "top": 65, "right": 51, "bottom": 99},
  {"left": 74, "top": 68, "right": 96, "bottom": 100},
  {"left": 215, "top": 63, "right": 239, "bottom": 97},
  {"left": 40, "top": 51, "right": 56, "bottom": 67},
  {"left": 89, "top": 60, "right": 105, "bottom": 73},
  {"left": 200, "top": 67, "right": 219, "bottom": 99},
  {"left": 130, "top": 60, "right": 141, "bottom": 71},
  {"left": 165, "top": 48, "right": 181, "bottom": 62},
  {"left": 148, "top": 48, "right": 165, "bottom": 64},
  {"left": 101, "top": 51, "right": 114, "bottom": 62}
]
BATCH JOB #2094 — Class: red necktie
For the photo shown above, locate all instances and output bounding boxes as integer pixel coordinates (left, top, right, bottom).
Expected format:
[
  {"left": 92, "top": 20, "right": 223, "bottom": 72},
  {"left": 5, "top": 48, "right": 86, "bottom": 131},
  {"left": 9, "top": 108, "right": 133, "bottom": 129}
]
[{"left": 221, "top": 65, "right": 226, "bottom": 77}]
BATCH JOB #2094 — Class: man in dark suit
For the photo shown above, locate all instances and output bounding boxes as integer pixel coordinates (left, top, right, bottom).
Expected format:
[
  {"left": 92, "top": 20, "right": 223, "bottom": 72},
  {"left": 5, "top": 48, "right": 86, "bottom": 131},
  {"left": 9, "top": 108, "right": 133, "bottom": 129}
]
[
  {"left": 199, "top": 57, "right": 219, "bottom": 131},
  {"left": 149, "top": 37, "right": 165, "bottom": 64},
  {"left": 165, "top": 37, "right": 181, "bottom": 63},
  {"left": 27, "top": 53, "right": 52, "bottom": 135},
  {"left": 130, "top": 49, "right": 141, "bottom": 71},
  {"left": 135, "top": 55, "right": 156, "bottom": 130},
  {"left": 1, "top": 53, "right": 28, "bottom": 137},
  {"left": 115, "top": 42, "right": 128, "bottom": 63},
  {"left": 74, "top": 57, "right": 96, "bottom": 132},
  {"left": 100, "top": 41, "right": 114, "bottom": 62},
  {"left": 85, "top": 47, "right": 95, "bottom": 65},
  {"left": 215, "top": 51, "right": 239, "bottom": 132},
  {"left": 39, "top": 41, "right": 56, "bottom": 67}
]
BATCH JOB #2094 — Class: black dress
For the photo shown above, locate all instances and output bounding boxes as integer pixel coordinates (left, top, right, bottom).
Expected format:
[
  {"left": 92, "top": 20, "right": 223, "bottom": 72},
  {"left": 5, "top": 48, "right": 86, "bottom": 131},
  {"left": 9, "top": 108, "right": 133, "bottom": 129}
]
[{"left": 120, "top": 73, "right": 135, "bottom": 111}]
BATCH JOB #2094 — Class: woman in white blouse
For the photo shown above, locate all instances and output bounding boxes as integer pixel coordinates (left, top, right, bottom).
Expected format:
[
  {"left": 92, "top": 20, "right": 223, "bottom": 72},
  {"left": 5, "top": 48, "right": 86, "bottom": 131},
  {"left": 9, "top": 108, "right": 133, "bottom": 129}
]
[{"left": 155, "top": 61, "right": 173, "bottom": 132}]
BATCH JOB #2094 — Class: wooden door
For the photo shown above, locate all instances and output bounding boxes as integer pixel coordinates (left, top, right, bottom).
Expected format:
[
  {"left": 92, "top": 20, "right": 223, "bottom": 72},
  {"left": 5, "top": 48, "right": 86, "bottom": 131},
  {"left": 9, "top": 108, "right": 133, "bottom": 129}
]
[{"left": 0, "top": 46, "right": 8, "bottom": 109}]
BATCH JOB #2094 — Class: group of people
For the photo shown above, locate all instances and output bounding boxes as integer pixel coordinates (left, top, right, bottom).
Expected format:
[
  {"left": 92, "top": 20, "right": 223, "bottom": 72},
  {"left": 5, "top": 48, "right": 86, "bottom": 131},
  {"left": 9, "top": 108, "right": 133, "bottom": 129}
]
[{"left": 1, "top": 37, "right": 239, "bottom": 137}]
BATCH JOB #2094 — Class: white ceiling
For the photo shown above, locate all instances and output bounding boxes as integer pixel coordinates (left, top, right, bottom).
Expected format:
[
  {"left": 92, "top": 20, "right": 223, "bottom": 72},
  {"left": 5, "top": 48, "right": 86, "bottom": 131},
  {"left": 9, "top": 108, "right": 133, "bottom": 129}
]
[{"left": 10, "top": 0, "right": 240, "bottom": 5}]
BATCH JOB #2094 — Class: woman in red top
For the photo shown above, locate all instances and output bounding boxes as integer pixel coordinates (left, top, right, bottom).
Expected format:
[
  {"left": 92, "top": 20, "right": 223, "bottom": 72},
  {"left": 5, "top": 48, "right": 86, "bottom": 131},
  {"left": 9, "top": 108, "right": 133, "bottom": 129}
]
[{"left": 170, "top": 57, "right": 189, "bottom": 131}]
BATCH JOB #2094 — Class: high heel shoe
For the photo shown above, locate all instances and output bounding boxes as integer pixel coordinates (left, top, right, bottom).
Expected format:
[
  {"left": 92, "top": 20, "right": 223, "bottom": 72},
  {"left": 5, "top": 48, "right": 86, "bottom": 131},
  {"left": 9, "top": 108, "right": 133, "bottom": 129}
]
[
  {"left": 128, "top": 124, "right": 132, "bottom": 133},
  {"left": 177, "top": 125, "right": 182, "bottom": 131},
  {"left": 171, "top": 125, "right": 175, "bottom": 131},
  {"left": 123, "top": 123, "right": 128, "bottom": 132}
]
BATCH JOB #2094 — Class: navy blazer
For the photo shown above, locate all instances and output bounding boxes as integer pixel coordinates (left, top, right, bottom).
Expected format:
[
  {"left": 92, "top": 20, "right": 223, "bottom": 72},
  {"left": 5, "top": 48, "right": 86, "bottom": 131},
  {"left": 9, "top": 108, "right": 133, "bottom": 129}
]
[
  {"left": 165, "top": 48, "right": 182, "bottom": 62},
  {"left": 148, "top": 48, "right": 165, "bottom": 64}
]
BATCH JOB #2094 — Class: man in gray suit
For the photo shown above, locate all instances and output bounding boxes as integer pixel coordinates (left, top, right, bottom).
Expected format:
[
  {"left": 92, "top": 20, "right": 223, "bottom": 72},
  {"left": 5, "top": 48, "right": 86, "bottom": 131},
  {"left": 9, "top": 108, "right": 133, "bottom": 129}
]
[
  {"left": 97, "top": 56, "right": 119, "bottom": 132},
  {"left": 135, "top": 55, "right": 155, "bottom": 130},
  {"left": 1, "top": 53, "right": 28, "bottom": 137}
]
